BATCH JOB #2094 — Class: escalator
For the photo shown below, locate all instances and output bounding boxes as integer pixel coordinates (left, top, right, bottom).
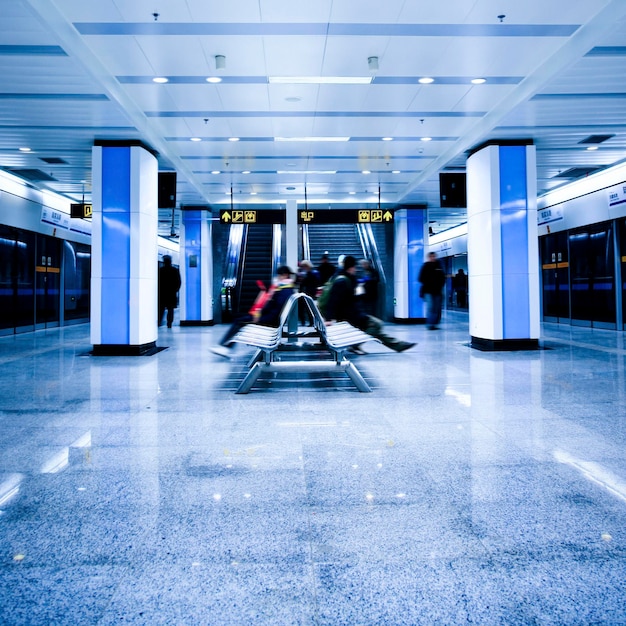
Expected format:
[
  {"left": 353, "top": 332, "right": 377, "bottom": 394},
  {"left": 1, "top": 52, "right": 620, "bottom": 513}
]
[
  {"left": 307, "top": 223, "right": 363, "bottom": 267},
  {"left": 236, "top": 224, "right": 274, "bottom": 315}
]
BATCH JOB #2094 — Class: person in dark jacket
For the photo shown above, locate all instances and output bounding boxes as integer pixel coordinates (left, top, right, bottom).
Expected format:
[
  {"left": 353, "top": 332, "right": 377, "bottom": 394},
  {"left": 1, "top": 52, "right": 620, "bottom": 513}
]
[
  {"left": 325, "top": 255, "right": 415, "bottom": 354},
  {"left": 297, "top": 259, "right": 320, "bottom": 325},
  {"left": 158, "top": 255, "right": 181, "bottom": 328},
  {"left": 210, "top": 265, "right": 295, "bottom": 358},
  {"left": 418, "top": 251, "right": 446, "bottom": 330},
  {"left": 316, "top": 253, "right": 336, "bottom": 286}
]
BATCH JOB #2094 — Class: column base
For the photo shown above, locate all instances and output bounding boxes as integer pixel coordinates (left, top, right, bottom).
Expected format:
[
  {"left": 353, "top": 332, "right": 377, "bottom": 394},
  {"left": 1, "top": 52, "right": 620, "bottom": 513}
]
[
  {"left": 470, "top": 337, "right": 539, "bottom": 352},
  {"left": 92, "top": 341, "right": 159, "bottom": 356},
  {"left": 392, "top": 317, "right": 426, "bottom": 325},
  {"left": 180, "top": 320, "right": 214, "bottom": 326}
]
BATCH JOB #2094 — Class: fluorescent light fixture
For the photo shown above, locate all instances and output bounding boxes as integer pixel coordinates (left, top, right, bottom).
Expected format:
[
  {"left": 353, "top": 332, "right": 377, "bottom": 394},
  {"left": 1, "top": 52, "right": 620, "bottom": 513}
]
[
  {"left": 250, "top": 192, "right": 257, "bottom": 195},
  {"left": 419, "top": 77, "right": 435, "bottom": 84},
  {"left": 276, "top": 170, "right": 336, "bottom": 175},
  {"left": 269, "top": 76, "right": 372, "bottom": 84},
  {"left": 242, "top": 170, "right": 251, "bottom": 174},
  {"left": 153, "top": 77, "right": 169, "bottom": 83},
  {"left": 349, "top": 191, "right": 356, "bottom": 195},
  {"left": 420, "top": 137, "right": 432, "bottom": 141},
  {"left": 586, "top": 146, "right": 598, "bottom": 151},
  {"left": 382, "top": 137, "right": 393, "bottom": 141},
  {"left": 362, "top": 170, "right": 371, "bottom": 175},
  {"left": 471, "top": 78, "right": 486, "bottom": 84},
  {"left": 211, "top": 170, "right": 221, "bottom": 174},
  {"left": 190, "top": 137, "right": 202, "bottom": 142},
  {"left": 274, "top": 136, "right": 350, "bottom": 142},
  {"left": 19, "top": 147, "right": 31, "bottom": 152},
  {"left": 228, "top": 137, "right": 240, "bottom": 142},
  {"left": 206, "top": 76, "right": 222, "bottom": 83},
  {"left": 392, "top": 170, "right": 401, "bottom": 174}
]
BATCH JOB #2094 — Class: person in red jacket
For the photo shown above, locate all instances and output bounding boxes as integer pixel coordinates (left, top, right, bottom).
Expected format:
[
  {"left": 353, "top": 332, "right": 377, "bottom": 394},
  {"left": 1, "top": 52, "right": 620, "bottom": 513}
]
[{"left": 210, "top": 265, "right": 294, "bottom": 358}]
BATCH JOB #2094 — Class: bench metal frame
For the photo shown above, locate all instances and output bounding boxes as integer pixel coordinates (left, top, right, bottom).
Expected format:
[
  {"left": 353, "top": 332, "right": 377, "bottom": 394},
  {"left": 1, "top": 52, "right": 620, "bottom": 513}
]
[{"left": 231, "top": 293, "right": 375, "bottom": 393}]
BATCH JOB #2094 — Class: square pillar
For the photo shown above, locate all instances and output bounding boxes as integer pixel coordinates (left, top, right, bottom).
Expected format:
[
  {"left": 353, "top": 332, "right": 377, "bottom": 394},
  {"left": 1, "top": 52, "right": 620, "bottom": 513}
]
[
  {"left": 180, "top": 208, "right": 213, "bottom": 325},
  {"left": 467, "top": 142, "right": 540, "bottom": 350},
  {"left": 91, "top": 142, "right": 158, "bottom": 355}
]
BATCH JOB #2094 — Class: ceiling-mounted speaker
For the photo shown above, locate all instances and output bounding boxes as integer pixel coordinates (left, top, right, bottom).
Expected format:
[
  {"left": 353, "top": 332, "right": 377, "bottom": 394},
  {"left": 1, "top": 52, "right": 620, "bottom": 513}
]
[
  {"left": 439, "top": 172, "right": 466, "bottom": 208},
  {"left": 158, "top": 172, "right": 177, "bottom": 208}
]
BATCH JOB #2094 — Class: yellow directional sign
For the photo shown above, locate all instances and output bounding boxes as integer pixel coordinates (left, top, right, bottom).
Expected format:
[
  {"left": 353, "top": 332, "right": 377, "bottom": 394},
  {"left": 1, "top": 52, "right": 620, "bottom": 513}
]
[
  {"left": 220, "top": 209, "right": 286, "bottom": 224},
  {"left": 300, "top": 210, "right": 315, "bottom": 222},
  {"left": 70, "top": 203, "right": 92, "bottom": 218},
  {"left": 221, "top": 210, "right": 232, "bottom": 222},
  {"left": 383, "top": 210, "right": 393, "bottom": 222}
]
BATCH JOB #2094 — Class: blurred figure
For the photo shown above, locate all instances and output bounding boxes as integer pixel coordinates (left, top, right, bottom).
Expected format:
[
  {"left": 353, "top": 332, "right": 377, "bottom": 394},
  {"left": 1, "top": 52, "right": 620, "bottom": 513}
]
[
  {"left": 356, "top": 258, "right": 379, "bottom": 316},
  {"left": 158, "top": 255, "right": 181, "bottom": 328},
  {"left": 418, "top": 251, "right": 445, "bottom": 330},
  {"left": 210, "top": 266, "right": 295, "bottom": 358},
  {"left": 325, "top": 255, "right": 415, "bottom": 354},
  {"left": 453, "top": 268, "right": 468, "bottom": 309},
  {"left": 316, "top": 252, "right": 336, "bottom": 286},
  {"left": 297, "top": 260, "right": 320, "bottom": 325}
]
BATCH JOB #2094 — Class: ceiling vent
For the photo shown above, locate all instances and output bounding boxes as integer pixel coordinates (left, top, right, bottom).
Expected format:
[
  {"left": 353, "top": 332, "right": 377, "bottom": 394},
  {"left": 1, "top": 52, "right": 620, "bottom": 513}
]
[
  {"left": 578, "top": 134, "right": 614, "bottom": 145},
  {"left": 8, "top": 168, "right": 56, "bottom": 182},
  {"left": 553, "top": 167, "right": 601, "bottom": 179},
  {"left": 39, "top": 157, "right": 68, "bottom": 165}
]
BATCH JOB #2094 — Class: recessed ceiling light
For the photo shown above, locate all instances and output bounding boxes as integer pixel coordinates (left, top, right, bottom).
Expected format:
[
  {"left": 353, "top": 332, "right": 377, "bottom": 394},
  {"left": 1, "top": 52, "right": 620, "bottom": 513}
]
[
  {"left": 418, "top": 77, "right": 435, "bottom": 84},
  {"left": 382, "top": 137, "right": 393, "bottom": 141},
  {"left": 153, "top": 77, "right": 168, "bottom": 84},
  {"left": 471, "top": 78, "right": 486, "bottom": 84},
  {"left": 269, "top": 76, "right": 372, "bottom": 84},
  {"left": 420, "top": 137, "right": 432, "bottom": 141},
  {"left": 190, "top": 137, "right": 202, "bottom": 142},
  {"left": 392, "top": 170, "right": 401, "bottom": 174},
  {"left": 586, "top": 146, "right": 598, "bottom": 151},
  {"left": 362, "top": 170, "right": 371, "bottom": 175},
  {"left": 242, "top": 170, "right": 251, "bottom": 174},
  {"left": 276, "top": 170, "right": 336, "bottom": 175},
  {"left": 228, "top": 137, "right": 240, "bottom": 142},
  {"left": 211, "top": 170, "right": 221, "bottom": 174},
  {"left": 274, "top": 136, "right": 350, "bottom": 142},
  {"left": 19, "top": 147, "right": 31, "bottom": 152},
  {"left": 206, "top": 76, "right": 222, "bottom": 83}
]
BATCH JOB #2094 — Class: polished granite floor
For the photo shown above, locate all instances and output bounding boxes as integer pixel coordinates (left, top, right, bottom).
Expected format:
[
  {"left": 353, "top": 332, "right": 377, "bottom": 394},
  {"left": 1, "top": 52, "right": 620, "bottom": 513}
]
[{"left": 1, "top": 313, "right": 625, "bottom": 625}]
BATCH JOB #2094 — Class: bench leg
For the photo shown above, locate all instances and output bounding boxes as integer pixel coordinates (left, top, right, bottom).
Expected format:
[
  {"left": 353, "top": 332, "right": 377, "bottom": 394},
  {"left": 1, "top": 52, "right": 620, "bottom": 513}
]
[
  {"left": 344, "top": 361, "right": 372, "bottom": 392},
  {"left": 236, "top": 362, "right": 266, "bottom": 394}
]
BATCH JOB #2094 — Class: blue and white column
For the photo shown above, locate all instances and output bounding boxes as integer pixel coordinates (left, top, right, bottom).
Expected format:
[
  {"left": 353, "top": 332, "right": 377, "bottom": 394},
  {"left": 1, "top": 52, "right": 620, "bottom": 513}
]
[
  {"left": 467, "top": 142, "right": 540, "bottom": 350},
  {"left": 91, "top": 142, "right": 158, "bottom": 355},
  {"left": 393, "top": 206, "right": 428, "bottom": 322},
  {"left": 179, "top": 207, "right": 213, "bottom": 325}
]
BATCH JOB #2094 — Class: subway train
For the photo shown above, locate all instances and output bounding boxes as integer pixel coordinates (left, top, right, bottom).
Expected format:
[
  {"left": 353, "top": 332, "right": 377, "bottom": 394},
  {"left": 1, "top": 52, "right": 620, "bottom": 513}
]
[{"left": 0, "top": 170, "right": 178, "bottom": 336}]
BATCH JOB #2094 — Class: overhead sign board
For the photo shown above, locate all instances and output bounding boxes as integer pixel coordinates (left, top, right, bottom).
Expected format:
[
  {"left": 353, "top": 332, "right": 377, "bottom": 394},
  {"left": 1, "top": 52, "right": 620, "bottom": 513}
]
[
  {"left": 219, "top": 209, "right": 285, "bottom": 224},
  {"left": 70, "top": 203, "right": 92, "bottom": 218},
  {"left": 298, "top": 209, "right": 394, "bottom": 224}
]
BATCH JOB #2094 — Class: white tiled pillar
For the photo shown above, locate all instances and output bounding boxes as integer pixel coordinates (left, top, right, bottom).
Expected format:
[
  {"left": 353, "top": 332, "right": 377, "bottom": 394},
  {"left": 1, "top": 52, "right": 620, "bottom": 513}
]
[
  {"left": 90, "top": 142, "right": 158, "bottom": 355},
  {"left": 467, "top": 142, "right": 540, "bottom": 350}
]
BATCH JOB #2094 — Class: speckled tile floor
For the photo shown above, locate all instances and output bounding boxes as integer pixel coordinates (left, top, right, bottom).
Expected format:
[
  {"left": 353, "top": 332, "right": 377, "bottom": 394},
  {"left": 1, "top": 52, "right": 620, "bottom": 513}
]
[{"left": 1, "top": 313, "right": 625, "bottom": 625}]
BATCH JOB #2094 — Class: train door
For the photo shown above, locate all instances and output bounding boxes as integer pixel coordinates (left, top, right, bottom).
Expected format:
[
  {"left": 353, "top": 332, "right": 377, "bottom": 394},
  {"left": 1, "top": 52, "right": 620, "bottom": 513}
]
[
  {"left": 540, "top": 232, "right": 569, "bottom": 322},
  {"left": 0, "top": 226, "right": 35, "bottom": 335},
  {"left": 619, "top": 219, "right": 626, "bottom": 330},
  {"left": 35, "top": 235, "right": 61, "bottom": 329},
  {"left": 569, "top": 223, "right": 616, "bottom": 329}
]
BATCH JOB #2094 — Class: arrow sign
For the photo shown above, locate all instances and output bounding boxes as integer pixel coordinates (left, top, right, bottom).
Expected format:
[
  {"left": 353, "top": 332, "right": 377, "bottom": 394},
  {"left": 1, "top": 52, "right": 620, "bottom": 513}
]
[
  {"left": 383, "top": 211, "right": 393, "bottom": 222},
  {"left": 220, "top": 210, "right": 232, "bottom": 223}
]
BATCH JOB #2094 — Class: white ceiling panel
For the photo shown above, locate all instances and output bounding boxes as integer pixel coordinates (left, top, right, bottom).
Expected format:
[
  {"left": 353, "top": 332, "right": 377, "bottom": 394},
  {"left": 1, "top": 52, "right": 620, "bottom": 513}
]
[
  {"left": 258, "top": 0, "right": 333, "bottom": 23},
  {"left": 186, "top": 0, "right": 262, "bottom": 22},
  {"left": 261, "top": 36, "right": 327, "bottom": 75},
  {"left": 329, "top": 0, "right": 405, "bottom": 23}
]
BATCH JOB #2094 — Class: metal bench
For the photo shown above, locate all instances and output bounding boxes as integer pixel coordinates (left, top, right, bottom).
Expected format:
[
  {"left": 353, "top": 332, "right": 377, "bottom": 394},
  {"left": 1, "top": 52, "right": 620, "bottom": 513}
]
[{"left": 230, "top": 292, "right": 375, "bottom": 393}]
